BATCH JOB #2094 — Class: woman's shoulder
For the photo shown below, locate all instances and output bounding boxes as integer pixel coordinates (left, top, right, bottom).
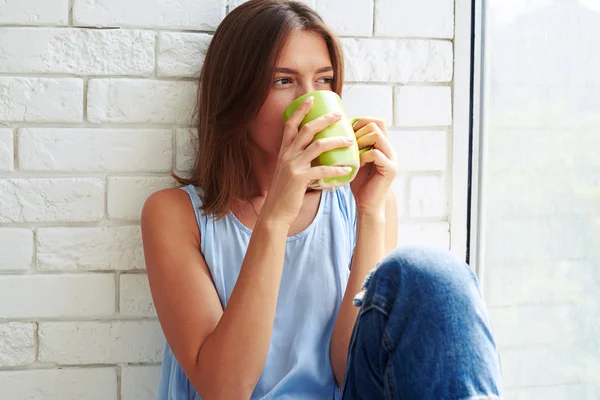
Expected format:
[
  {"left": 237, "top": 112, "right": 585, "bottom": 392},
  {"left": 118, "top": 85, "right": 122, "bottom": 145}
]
[
  {"left": 141, "top": 186, "right": 201, "bottom": 245},
  {"left": 143, "top": 186, "right": 194, "bottom": 213}
]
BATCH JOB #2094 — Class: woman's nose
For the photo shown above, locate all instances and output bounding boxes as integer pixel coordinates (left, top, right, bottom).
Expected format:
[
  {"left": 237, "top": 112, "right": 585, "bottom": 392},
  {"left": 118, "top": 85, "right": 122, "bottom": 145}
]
[{"left": 295, "top": 82, "right": 316, "bottom": 98}]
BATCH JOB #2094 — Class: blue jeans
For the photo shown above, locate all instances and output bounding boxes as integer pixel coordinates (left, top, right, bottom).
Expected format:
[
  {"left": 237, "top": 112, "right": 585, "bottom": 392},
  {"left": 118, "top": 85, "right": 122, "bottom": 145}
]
[{"left": 341, "top": 246, "right": 503, "bottom": 400}]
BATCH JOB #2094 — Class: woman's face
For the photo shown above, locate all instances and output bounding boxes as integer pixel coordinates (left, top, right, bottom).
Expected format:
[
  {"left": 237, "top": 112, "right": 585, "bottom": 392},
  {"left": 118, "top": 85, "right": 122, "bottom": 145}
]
[{"left": 249, "top": 30, "right": 334, "bottom": 155}]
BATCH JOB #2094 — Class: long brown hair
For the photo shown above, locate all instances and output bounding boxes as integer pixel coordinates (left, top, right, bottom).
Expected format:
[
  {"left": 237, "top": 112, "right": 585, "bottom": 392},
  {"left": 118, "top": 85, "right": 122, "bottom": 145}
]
[{"left": 172, "top": 0, "right": 345, "bottom": 218}]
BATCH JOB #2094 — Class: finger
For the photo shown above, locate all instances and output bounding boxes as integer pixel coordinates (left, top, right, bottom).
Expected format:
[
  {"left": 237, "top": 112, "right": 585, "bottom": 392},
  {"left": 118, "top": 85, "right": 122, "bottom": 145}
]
[
  {"left": 305, "top": 165, "right": 354, "bottom": 181},
  {"left": 360, "top": 148, "right": 398, "bottom": 174},
  {"left": 300, "top": 136, "right": 355, "bottom": 164},
  {"left": 352, "top": 117, "right": 387, "bottom": 135},
  {"left": 282, "top": 96, "right": 314, "bottom": 148},
  {"left": 356, "top": 131, "right": 395, "bottom": 160},
  {"left": 292, "top": 112, "right": 343, "bottom": 150}
]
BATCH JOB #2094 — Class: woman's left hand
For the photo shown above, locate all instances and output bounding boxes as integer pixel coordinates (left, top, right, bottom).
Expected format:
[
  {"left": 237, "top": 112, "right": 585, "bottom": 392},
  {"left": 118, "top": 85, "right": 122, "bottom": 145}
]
[{"left": 349, "top": 118, "right": 398, "bottom": 215}]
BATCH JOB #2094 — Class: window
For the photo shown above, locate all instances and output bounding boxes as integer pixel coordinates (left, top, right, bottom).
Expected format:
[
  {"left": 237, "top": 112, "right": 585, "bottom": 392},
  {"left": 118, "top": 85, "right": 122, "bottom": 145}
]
[{"left": 473, "top": 0, "right": 600, "bottom": 397}]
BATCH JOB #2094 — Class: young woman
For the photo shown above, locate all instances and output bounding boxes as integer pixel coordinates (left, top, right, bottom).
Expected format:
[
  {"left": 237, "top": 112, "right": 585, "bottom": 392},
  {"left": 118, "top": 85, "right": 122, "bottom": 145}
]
[{"left": 141, "top": 0, "right": 503, "bottom": 399}]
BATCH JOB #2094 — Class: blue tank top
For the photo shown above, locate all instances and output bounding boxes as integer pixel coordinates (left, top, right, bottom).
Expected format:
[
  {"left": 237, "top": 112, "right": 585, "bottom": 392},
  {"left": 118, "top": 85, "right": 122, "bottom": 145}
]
[{"left": 158, "top": 184, "right": 357, "bottom": 400}]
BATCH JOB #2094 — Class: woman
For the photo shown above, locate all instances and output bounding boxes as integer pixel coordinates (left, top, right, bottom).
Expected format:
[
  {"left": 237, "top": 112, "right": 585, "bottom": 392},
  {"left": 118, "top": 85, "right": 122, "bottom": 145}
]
[{"left": 141, "top": 0, "right": 503, "bottom": 399}]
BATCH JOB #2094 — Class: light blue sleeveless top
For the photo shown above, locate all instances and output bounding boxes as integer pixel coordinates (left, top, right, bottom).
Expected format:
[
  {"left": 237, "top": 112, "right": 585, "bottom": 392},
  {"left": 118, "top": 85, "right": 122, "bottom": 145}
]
[{"left": 158, "top": 184, "right": 357, "bottom": 400}]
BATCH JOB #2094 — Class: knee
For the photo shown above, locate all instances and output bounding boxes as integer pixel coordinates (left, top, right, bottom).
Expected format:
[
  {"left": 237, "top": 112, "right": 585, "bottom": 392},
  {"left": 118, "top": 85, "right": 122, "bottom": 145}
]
[{"left": 368, "top": 245, "right": 482, "bottom": 308}]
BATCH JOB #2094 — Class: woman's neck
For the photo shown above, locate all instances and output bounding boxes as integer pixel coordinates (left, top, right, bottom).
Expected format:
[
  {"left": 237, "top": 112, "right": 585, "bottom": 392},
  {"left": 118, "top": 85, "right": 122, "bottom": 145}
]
[{"left": 246, "top": 142, "right": 279, "bottom": 197}]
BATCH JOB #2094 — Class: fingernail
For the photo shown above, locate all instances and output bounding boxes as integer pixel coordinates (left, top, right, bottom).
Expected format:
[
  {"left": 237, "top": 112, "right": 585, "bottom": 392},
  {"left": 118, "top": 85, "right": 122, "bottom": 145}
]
[
  {"left": 345, "top": 137, "right": 354, "bottom": 143},
  {"left": 342, "top": 166, "right": 352, "bottom": 172},
  {"left": 333, "top": 111, "right": 343, "bottom": 117},
  {"left": 303, "top": 96, "right": 314, "bottom": 104}
]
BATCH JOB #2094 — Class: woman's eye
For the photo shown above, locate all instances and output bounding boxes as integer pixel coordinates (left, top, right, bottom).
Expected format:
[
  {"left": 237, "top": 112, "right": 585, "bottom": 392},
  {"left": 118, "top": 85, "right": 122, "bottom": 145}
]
[
  {"left": 318, "top": 77, "right": 333, "bottom": 84},
  {"left": 274, "top": 77, "right": 293, "bottom": 85}
]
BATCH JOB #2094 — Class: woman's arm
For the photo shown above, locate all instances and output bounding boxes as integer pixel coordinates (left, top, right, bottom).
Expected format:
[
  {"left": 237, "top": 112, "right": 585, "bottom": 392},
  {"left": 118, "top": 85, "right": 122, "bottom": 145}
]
[
  {"left": 142, "top": 188, "right": 290, "bottom": 399},
  {"left": 330, "top": 189, "right": 398, "bottom": 388}
]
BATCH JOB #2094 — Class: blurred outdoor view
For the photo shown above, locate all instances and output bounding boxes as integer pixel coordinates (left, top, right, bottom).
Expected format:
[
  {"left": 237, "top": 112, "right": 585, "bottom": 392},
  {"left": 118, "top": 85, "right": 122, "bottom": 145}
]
[{"left": 480, "top": 0, "right": 600, "bottom": 398}]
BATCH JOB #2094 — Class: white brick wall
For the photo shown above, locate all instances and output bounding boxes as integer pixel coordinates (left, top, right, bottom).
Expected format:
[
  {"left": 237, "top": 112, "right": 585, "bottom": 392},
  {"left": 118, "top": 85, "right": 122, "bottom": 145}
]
[
  {"left": 0, "top": 129, "right": 13, "bottom": 171},
  {"left": 375, "top": 0, "right": 454, "bottom": 39},
  {"left": 0, "top": 78, "right": 83, "bottom": 122},
  {"left": 0, "top": 0, "right": 456, "bottom": 397},
  {"left": 0, "top": 323, "right": 36, "bottom": 366},
  {"left": 0, "top": 29, "right": 155, "bottom": 75},
  {"left": 0, "top": 368, "right": 117, "bottom": 400},
  {"left": 0, "top": 0, "right": 69, "bottom": 26},
  {"left": 38, "top": 321, "right": 164, "bottom": 364},
  {"left": 36, "top": 226, "right": 144, "bottom": 271},
  {"left": 0, "top": 229, "right": 34, "bottom": 271}
]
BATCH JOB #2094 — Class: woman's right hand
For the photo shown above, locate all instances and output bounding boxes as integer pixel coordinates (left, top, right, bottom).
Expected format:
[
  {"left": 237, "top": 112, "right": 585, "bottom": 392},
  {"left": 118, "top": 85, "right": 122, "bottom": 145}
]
[{"left": 261, "top": 96, "right": 355, "bottom": 226}]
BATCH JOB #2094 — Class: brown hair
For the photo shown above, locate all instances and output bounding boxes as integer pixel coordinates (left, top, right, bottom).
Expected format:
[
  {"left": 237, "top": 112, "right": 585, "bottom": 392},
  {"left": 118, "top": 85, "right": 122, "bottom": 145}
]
[{"left": 172, "top": 0, "right": 345, "bottom": 218}]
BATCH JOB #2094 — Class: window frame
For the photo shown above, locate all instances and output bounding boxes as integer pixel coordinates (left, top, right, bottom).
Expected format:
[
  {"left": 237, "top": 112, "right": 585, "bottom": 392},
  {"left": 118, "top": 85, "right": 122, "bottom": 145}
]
[{"left": 450, "top": 0, "right": 486, "bottom": 285}]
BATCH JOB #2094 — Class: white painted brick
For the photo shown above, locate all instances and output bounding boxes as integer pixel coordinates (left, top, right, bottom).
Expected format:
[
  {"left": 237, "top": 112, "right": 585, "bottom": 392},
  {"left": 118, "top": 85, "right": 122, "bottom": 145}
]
[
  {"left": 342, "top": 85, "right": 393, "bottom": 126},
  {"left": 394, "top": 86, "right": 452, "bottom": 126},
  {"left": 0, "top": 323, "right": 36, "bottom": 367},
  {"left": 158, "top": 32, "right": 211, "bottom": 78},
  {"left": 375, "top": 0, "right": 454, "bottom": 39},
  {"left": 388, "top": 130, "right": 447, "bottom": 171},
  {"left": 0, "top": 274, "right": 115, "bottom": 318},
  {"left": 0, "top": 29, "right": 154, "bottom": 75},
  {"left": 19, "top": 129, "right": 172, "bottom": 172},
  {"left": 37, "top": 226, "right": 144, "bottom": 271},
  {"left": 230, "top": 0, "right": 316, "bottom": 10},
  {"left": 315, "top": 0, "right": 373, "bottom": 36},
  {"left": 107, "top": 177, "right": 176, "bottom": 220},
  {"left": 0, "top": 178, "right": 104, "bottom": 223},
  {"left": 342, "top": 38, "right": 452, "bottom": 83},
  {"left": 87, "top": 79, "right": 197, "bottom": 124},
  {"left": 120, "top": 274, "right": 155, "bottom": 316},
  {"left": 0, "top": 128, "right": 13, "bottom": 171},
  {"left": 175, "top": 128, "right": 197, "bottom": 173},
  {"left": 0, "top": 368, "right": 117, "bottom": 400},
  {"left": 121, "top": 365, "right": 162, "bottom": 400},
  {"left": 0, "top": 78, "right": 83, "bottom": 122},
  {"left": 39, "top": 321, "right": 164, "bottom": 364},
  {"left": 73, "top": 0, "right": 226, "bottom": 30},
  {"left": 0, "top": 229, "right": 33, "bottom": 271},
  {"left": 397, "top": 222, "right": 449, "bottom": 249},
  {"left": 0, "top": 0, "right": 68, "bottom": 26},
  {"left": 408, "top": 174, "right": 446, "bottom": 218}
]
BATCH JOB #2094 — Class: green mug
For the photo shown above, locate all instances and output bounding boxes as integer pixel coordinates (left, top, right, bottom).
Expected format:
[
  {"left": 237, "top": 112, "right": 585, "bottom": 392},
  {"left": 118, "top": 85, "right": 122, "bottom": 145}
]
[{"left": 282, "top": 90, "right": 370, "bottom": 190}]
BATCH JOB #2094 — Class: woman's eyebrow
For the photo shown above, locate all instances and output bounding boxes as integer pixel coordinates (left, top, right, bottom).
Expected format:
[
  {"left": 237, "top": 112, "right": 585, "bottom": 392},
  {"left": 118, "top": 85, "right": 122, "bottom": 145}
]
[{"left": 274, "top": 66, "right": 334, "bottom": 74}]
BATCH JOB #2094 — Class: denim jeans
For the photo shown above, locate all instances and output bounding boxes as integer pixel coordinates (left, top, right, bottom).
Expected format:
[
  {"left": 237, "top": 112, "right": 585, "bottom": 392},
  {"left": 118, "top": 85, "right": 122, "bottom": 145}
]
[{"left": 341, "top": 246, "right": 503, "bottom": 400}]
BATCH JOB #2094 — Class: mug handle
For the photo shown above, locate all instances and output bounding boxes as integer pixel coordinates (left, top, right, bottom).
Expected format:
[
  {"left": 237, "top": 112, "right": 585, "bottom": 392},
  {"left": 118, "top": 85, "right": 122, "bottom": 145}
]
[{"left": 350, "top": 117, "right": 373, "bottom": 155}]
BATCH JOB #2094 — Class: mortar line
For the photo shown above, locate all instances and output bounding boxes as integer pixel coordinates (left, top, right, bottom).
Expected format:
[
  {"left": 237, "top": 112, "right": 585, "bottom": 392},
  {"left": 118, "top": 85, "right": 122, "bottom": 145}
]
[
  {"left": 372, "top": 0, "right": 376, "bottom": 36},
  {"left": 12, "top": 127, "right": 18, "bottom": 171},
  {"left": 34, "top": 322, "right": 40, "bottom": 361},
  {"left": 83, "top": 78, "right": 89, "bottom": 122},
  {"left": 154, "top": 32, "right": 159, "bottom": 78},
  {"left": 115, "top": 272, "right": 120, "bottom": 315},
  {"left": 32, "top": 228, "right": 38, "bottom": 272},
  {"left": 172, "top": 127, "right": 177, "bottom": 175},
  {"left": 117, "top": 364, "right": 122, "bottom": 400},
  {"left": 68, "top": 0, "right": 76, "bottom": 26},
  {"left": 0, "top": 362, "right": 161, "bottom": 372}
]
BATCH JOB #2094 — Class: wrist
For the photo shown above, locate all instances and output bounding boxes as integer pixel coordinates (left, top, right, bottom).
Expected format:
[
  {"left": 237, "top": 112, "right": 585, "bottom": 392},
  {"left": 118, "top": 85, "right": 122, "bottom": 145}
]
[
  {"left": 356, "top": 205, "right": 386, "bottom": 221},
  {"left": 255, "top": 206, "right": 294, "bottom": 234}
]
